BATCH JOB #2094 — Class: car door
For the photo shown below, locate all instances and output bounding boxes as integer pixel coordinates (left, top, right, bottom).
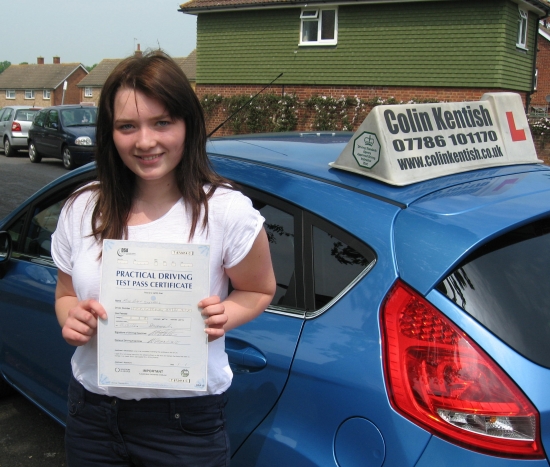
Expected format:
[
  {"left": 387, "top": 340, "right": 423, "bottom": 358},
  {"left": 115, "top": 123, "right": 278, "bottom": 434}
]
[
  {"left": 42, "top": 109, "right": 63, "bottom": 157},
  {"left": 0, "top": 177, "right": 90, "bottom": 423},
  {"left": 0, "top": 107, "right": 13, "bottom": 143},
  {"left": 30, "top": 109, "right": 49, "bottom": 154},
  {"left": 224, "top": 186, "right": 307, "bottom": 453}
]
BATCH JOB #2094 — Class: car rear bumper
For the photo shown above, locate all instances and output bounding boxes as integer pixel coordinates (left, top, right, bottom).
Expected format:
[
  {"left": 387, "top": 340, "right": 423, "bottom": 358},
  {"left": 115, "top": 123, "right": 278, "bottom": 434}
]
[{"left": 9, "top": 135, "right": 29, "bottom": 149}]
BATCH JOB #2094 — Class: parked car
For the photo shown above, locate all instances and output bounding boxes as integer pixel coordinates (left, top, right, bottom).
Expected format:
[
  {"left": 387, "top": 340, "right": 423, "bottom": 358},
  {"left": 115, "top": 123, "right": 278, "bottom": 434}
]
[
  {"left": 0, "top": 106, "right": 41, "bottom": 157},
  {"left": 1, "top": 94, "right": 550, "bottom": 466},
  {"left": 27, "top": 105, "right": 97, "bottom": 170}
]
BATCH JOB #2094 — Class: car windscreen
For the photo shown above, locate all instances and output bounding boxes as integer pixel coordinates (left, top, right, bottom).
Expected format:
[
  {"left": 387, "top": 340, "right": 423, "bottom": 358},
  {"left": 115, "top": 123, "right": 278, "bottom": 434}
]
[
  {"left": 15, "top": 109, "right": 40, "bottom": 121},
  {"left": 437, "top": 217, "right": 550, "bottom": 368},
  {"left": 60, "top": 107, "right": 97, "bottom": 127}
]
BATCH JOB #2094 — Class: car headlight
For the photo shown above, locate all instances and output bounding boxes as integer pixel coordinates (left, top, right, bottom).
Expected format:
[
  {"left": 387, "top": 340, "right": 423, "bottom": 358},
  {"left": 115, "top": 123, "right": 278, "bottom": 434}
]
[{"left": 75, "top": 136, "right": 93, "bottom": 146}]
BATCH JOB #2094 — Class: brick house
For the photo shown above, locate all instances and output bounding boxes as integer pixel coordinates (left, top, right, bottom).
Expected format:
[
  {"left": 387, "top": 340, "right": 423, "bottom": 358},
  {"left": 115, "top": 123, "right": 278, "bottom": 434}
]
[
  {"left": 0, "top": 57, "right": 88, "bottom": 108},
  {"left": 179, "top": 0, "right": 550, "bottom": 134},
  {"left": 77, "top": 48, "right": 198, "bottom": 105},
  {"left": 530, "top": 24, "right": 550, "bottom": 111}
]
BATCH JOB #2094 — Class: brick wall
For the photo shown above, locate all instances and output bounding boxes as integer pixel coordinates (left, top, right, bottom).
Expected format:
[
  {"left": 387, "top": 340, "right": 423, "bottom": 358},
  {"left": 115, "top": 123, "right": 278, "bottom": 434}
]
[
  {"left": 533, "top": 135, "right": 550, "bottom": 165},
  {"left": 530, "top": 36, "right": 550, "bottom": 107},
  {"left": 198, "top": 84, "right": 527, "bottom": 137},
  {"left": 52, "top": 67, "right": 88, "bottom": 105},
  {"left": 198, "top": 83, "right": 550, "bottom": 164}
]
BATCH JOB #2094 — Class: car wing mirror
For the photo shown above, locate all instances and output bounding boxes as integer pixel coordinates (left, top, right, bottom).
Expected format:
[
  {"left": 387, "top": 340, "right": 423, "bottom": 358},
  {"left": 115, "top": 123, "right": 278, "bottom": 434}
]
[{"left": 0, "top": 231, "right": 13, "bottom": 279}]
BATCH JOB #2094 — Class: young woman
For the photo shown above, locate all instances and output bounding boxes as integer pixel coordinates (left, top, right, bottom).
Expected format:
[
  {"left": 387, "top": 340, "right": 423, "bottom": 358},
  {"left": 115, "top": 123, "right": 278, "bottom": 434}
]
[{"left": 52, "top": 50, "right": 276, "bottom": 466}]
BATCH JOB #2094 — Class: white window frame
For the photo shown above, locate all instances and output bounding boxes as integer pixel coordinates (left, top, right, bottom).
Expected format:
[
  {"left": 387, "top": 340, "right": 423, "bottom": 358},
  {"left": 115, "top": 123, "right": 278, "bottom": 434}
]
[
  {"left": 84, "top": 87, "right": 93, "bottom": 98},
  {"left": 534, "top": 68, "right": 538, "bottom": 90},
  {"left": 24, "top": 90, "right": 35, "bottom": 100},
  {"left": 43, "top": 89, "right": 51, "bottom": 99},
  {"left": 6, "top": 90, "right": 15, "bottom": 99},
  {"left": 517, "top": 8, "right": 528, "bottom": 49},
  {"left": 299, "top": 7, "right": 338, "bottom": 46}
]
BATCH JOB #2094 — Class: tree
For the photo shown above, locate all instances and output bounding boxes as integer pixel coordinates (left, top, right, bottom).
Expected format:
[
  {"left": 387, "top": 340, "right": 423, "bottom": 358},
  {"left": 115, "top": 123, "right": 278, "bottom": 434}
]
[
  {"left": 0, "top": 61, "right": 11, "bottom": 74},
  {"left": 86, "top": 64, "right": 97, "bottom": 72}
]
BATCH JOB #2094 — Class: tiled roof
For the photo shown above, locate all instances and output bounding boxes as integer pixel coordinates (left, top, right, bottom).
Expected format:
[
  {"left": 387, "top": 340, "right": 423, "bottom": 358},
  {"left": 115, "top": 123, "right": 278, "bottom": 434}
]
[
  {"left": 77, "top": 51, "right": 197, "bottom": 88},
  {"left": 175, "top": 49, "right": 197, "bottom": 81},
  {"left": 0, "top": 63, "right": 86, "bottom": 90},
  {"left": 77, "top": 59, "right": 122, "bottom": 87}
]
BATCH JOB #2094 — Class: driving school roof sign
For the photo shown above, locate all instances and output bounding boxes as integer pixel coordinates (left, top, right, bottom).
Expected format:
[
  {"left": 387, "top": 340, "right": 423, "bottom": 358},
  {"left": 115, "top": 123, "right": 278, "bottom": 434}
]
[{"left": 330, "top": 93, "right": 541, "bottom": 186}]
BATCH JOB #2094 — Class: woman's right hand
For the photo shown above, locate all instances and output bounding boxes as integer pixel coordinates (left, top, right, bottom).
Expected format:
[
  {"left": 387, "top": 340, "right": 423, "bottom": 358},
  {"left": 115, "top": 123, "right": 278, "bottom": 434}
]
[
  {"left": 62, "top": 299, "right": 107, "bottom": 346},
  {"left": 55, "top": 270, "right": 107, "bottom": 347}
]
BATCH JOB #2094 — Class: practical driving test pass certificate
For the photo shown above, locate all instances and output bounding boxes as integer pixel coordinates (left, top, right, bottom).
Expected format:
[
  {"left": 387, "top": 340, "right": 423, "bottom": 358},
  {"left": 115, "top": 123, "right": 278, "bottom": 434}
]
[{"left": 98, "top": 240, "right": 209, "bottom": 391}]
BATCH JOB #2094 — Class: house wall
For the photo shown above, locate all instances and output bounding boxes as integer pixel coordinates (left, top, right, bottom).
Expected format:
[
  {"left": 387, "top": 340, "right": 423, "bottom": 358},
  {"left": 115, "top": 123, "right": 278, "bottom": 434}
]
[
  {"left": 196, "top": 0, "right": 537, "bottom": 90},
  {"left": 0, "top": 90, "right": 50, "bottom": 107},
  {"left": 79, "top": 87, "right": 101, "bottom": 105},
  {"left": 51, "top": 67, "right": 87, "bottom": 105},
  {"left": 530, "top": 35, "right": 550, "bottom": 106}
]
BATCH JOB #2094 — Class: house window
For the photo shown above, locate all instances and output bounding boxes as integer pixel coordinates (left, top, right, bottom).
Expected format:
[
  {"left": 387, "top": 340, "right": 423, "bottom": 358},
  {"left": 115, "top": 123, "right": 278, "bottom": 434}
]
[
  {"left": 84, "top": 87, "right": 93, "bottom": 98},
  {"left": 43, "top": 89, "right": 51, "bottom": 99},
  {"left": 25, "top": 90, "right": 35, "bottom": 100},
  {"left": 517, "top": 8, "right": 528, "bottom": 49},
  {"left": 6, "top": 90, "right": 15, "bottom": 99},
  {"left": 534, "top": 68, "right": 538, "bottom": 90},
  {"left": 300, "top": 7, "right": 337, "bottom": 46}
]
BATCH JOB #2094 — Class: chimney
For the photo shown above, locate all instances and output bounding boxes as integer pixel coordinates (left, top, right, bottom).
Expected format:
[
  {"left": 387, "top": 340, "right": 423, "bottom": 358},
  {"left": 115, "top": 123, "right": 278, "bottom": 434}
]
[
  {"left": 53, "top": 56, "right": 60, "bottom": 64},
  {"left": 37, "top": 56, "right": 44, "bottom": 65},
  {"left": 135, "top": 44, "right": 143, "bottom": 58}
]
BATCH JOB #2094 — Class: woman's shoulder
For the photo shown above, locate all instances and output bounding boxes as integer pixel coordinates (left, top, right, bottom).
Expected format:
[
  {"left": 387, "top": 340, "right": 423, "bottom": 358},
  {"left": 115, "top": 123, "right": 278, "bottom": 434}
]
[{"left": 64, "top": 182, "right": 99, "bottom": 215}]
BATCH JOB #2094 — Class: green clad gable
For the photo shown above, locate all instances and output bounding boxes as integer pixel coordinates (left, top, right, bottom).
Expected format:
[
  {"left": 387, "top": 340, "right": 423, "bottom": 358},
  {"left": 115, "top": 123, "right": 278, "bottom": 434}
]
[{"left": 196, "top": 0, "right": 538, "bottom": 91}]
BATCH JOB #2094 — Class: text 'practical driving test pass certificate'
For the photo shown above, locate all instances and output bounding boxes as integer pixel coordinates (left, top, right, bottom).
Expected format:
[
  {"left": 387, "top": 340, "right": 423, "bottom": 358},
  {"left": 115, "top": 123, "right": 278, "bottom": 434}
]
[{"left": 98, "top": 240, "right": 209, "bottom": 391}]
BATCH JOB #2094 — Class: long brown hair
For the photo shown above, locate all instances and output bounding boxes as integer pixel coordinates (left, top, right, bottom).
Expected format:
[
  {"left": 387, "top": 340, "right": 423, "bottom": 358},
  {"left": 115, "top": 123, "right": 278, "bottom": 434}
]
[{"left": 74, "top": 50, "right": 232, "bottom": 244}]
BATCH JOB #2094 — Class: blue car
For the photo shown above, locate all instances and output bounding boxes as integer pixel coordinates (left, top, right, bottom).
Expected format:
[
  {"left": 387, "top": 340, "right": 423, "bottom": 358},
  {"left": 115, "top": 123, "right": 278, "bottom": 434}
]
[
  {"left": 1, "top": 94, "right": 549, "bottom": 465},
  {"left": 27, "top": 105, "right": 97, "bottom": 170}
]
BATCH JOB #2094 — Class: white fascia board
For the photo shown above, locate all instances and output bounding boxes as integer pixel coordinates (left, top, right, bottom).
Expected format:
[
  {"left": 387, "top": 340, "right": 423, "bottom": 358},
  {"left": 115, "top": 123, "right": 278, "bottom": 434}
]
[
  {"left": 180, "top": 0, "right": 454, "bottom": 15},
  {"left": 539, "top": 27, "right": 550, "bottom": 41}
]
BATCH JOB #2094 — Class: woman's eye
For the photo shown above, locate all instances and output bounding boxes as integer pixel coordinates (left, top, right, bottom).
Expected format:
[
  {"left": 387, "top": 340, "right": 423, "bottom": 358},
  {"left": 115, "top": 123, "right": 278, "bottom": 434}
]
[
  {"left": 118, "top": 124, "right": 134, "bottom": 131},
  {"left": 157, "top": 120, "right": 170, "bottom": 127}
]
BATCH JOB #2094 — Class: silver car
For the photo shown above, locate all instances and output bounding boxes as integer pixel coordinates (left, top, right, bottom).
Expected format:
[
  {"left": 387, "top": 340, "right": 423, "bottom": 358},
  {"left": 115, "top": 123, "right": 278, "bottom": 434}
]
[{"left": 0, "top": 106, "right": 41, "bottom": 157}]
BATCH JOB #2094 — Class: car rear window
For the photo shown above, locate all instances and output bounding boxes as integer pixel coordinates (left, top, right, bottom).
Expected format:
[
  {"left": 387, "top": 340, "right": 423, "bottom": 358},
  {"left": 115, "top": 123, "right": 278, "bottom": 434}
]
[
  {"left": 15, "top": 109, "right": 39, "bottom": 121},
  {"left": 437, "top": 217, "right": 550, "bottom": 368}
]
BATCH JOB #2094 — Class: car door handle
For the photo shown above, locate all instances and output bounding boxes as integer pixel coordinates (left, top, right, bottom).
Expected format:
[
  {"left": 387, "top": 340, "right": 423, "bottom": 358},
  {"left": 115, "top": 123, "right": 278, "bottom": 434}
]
[{"left": 225, "top": 340, "right": 267, "bottom": 370}]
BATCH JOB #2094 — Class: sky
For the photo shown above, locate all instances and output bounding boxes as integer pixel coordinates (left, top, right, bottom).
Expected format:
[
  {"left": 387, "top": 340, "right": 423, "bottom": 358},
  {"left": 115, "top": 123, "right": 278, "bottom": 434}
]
[{"left": 3, "top": 0, "right": 197, "bottom": 67}]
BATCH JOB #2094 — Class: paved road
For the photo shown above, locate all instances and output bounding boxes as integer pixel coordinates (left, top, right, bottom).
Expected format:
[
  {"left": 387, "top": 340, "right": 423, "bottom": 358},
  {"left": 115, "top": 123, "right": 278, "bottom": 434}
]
[
  {"left": 0, "top": 151, "right": 67, "bottom": 219},
  {"left": 0, "top": 152, "right": 68, "bottom": 466}
]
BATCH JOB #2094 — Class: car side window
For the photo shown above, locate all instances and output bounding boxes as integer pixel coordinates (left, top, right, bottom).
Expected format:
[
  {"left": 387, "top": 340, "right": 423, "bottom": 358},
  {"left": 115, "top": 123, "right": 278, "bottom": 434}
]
[
  {"left": 23, "top": 199, "right": 66, "bottom": 259},
  {"left": 1, "top": 109, "right": 12, "bottom": 122},
  {"left": 311, "top": 226, "right": 372, "bottom": 309},
  {"left": 6, "top": 212, "right": 27, "bottom": 253},
  {"left": 248, "top": 194, "right": 300, "bottom": 310},
  {"left": 45, "top": 110, "right": 59, "bottom": 130},
  {"left": 34, "top": 110, "right": 46, "bottom": 127}
]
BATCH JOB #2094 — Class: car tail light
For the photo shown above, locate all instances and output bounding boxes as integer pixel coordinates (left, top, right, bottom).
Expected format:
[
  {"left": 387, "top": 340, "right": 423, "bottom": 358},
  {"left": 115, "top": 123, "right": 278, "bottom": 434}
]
[
  {"left": 11, "top": 122, "right": 21, "bottom": 132},
  {"left": 382, "top": 280, "right": 544, "bottom": 459}
]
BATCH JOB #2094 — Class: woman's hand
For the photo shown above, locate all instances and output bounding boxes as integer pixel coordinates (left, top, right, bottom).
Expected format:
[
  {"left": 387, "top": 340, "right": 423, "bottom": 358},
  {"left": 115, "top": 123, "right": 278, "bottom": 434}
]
[
  {"left": 55, "top": 270, "right": 107, "bottom": 347},
  {"left": 62, "top": 299, "right": 107, "bottom": 346},
  {"left": 198, "top": 228, "right": 276, "bottom": 343},
  {"left": 198, "top": 295, "right": 229, "bottom": 342}
]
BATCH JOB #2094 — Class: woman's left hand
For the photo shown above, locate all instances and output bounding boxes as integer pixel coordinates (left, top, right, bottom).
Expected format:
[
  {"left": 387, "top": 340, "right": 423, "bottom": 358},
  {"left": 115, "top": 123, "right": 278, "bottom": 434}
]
[{"left": 199, "top": 295, "right": 229, "bottom": 342}]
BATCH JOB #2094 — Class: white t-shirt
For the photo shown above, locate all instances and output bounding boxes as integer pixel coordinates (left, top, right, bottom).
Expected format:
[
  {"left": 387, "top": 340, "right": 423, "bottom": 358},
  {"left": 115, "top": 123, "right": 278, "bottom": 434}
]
[{"left": 51, "top": 185, "right": 264, "bottom": 400}]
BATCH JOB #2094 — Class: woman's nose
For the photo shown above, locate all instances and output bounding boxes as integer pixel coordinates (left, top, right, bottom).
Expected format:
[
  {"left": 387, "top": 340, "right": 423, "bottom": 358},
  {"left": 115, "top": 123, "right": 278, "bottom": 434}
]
[{"left": 136, "top": 127, "right": 155, "bottom": 149}]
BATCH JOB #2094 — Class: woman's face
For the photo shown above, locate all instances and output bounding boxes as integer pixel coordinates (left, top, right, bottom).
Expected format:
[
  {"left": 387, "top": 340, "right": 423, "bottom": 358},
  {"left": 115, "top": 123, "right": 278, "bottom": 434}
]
[{"left": 112, "top": 87, "right": 186, "bottom": 186}]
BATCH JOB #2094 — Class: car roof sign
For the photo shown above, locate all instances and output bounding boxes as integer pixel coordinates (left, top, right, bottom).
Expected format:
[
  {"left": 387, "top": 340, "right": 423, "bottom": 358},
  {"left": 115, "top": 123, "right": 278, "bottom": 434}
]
[{"left": 330, "top": 92, "right": 541, "bottom": 186}]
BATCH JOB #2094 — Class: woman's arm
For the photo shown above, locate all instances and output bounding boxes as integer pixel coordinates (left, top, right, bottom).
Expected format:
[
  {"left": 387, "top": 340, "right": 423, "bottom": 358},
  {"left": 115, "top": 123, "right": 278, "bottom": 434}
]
[
  {"left": 55, "top": 270, "right": 107, "bottom": 346},
  {"left": 199, "top": 227, "right": 276, "bottom": 340}
]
